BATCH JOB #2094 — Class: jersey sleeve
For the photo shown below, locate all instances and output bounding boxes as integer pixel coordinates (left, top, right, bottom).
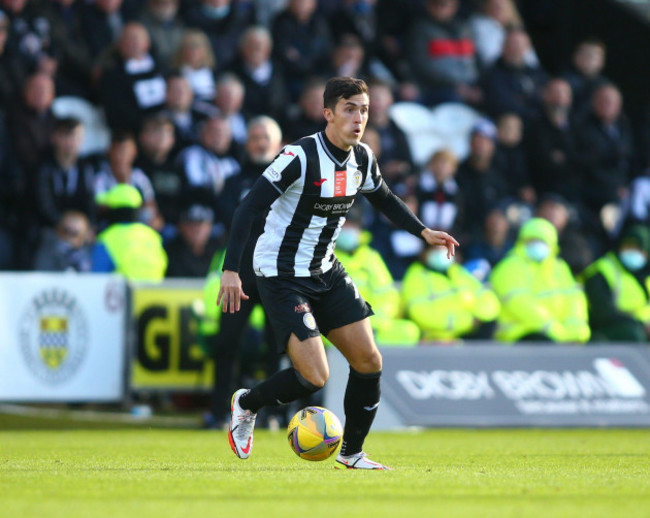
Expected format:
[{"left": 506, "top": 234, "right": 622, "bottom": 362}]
[
  {"left": 262, "top": 147, "right": 302, "bottom": 194},
  {"left": 359, "top": 146, "right": 383, "bottom": 193}
]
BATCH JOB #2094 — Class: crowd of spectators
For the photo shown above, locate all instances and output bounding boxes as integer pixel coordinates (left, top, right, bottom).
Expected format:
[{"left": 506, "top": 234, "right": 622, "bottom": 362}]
[{"left": 1, "top": 0, "right": 649, "bottom": 343}]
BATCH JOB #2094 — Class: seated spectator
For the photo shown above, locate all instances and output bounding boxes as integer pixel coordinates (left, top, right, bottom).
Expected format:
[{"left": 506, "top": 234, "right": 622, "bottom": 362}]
[
  {"left": 463, "top": 205, "right": 514, "bottom": 266},
  {"left": 230, "top": 25, "right": 287, "bottom": 121},
  {"left": 165, "top": 203, "right": 221, "bottom": 278},
  {"left": 0, "top": 11, "right": 28, "bottom": 107},
  {"left": 139, "top": 0, "right": 185, "bottom": 69},
  {"left": 81, "top": 0, "right": 129, "bottom": 60},
  {"left": 575, "top": 82, "right": 635, "bottom": 217},
  {"left": 35, "top": 117, "right": 96, "bottom": 229},
  {"left": 326, "top": 33, "right": 370, "bottom": 81},
  {"left": 402, "top": 244, "right": 500, "bottom": 341},
  {"left": 99, "top": 22, "right": 166, "bottom": 132},
  {"left": 621, "top": 172, "right": 650, "bottom": 227},
  {"left": 95, "top": 131, "right": 163, "bottom": 230},
  {"left": 272, "top": 0, "right": 333, "bottom": 100},
  {"left": 489, "top": 218, "right": 590, "bottom": 343},
  {"left": 536, "top": 194, "right": 593, "bottom": 277},
  {"left": 366, "top": 80, "right": 414, "bottom": 189},
  {"left": 335, "top": 211, "right": 421, "bottom": 346},
  {"left": 33, "top": 210, "right": 92, "bottom": 272},
  {"left": 8, "top": 72, "right": 56, "bottom": 175},
  {"left": 456, "top": 118, "right": 509, "bottom": 241},
  {"left": 282, "top": 76, "right": 326, "bottom": 143},
  {"left": 135, "top": 113, "right": 184, "bottom": 225},
  {"left": 563, "top": 38, "right": 609, "bottom": 118},
  {"left": 416, "top": 149, "right": 463, "bottom": 235},
  {"left": 407, "top": 0, "right": 482, "bottom": 106},
  {"left": 493, "top": 112, "right": 534, "bottom": 204},
  {"left": 172, "top": 29, "right": 218, "bottom": 102},
  {"left": 184, "top": 0, "right": 254, "bottom": 74},
  {"left": 91, "top": 184, "right": 167, "bottom": 281},
  {"left": 162, "top": 73, "right": 208, "bottom": 154},
  {"left": 176, "top": 115, "right": 241, "bottom": 218},
  {"left": 581, "top": 224, "right": 650, "bottom": 342},
  {"left": 526, "top": 78, "right": 582, "bottom": 204},
  {"left": 481, "top": 25, "right": 547, "bottom": 124},
  {"left": 214, "top": 72, "right": 247, "bottom": 147}
]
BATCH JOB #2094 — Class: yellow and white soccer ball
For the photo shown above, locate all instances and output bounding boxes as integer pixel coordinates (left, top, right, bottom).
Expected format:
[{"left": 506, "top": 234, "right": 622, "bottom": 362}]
[{"left": 287, "top": 406, "right": 343, "bottom": 461}]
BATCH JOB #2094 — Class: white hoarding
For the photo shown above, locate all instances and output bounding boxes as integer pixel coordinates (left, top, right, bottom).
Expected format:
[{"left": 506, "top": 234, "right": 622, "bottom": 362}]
[{"left": 0, "top": 273, "right": 127, "bottom": 401}]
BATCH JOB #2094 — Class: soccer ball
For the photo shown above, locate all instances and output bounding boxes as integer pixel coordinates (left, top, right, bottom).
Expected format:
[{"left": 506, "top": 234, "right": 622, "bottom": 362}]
[{"left": 287, "top": 406, "right": 343, "bottom": 461}]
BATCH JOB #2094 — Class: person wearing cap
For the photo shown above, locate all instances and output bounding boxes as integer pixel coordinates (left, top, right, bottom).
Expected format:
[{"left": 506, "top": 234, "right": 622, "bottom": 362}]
[
  {"left": 489, "top": 217, "right": 590, "bottom": 343},
  {"left": 335, "top": 211, "right": 421, "bottom": 346},
  {"left": 402, "top": 244, "right": 500, "bottom": 341},
  {"left": 165, "top": 203, "right": 221, "bottom": 278},
  {"left": 581, "top": 224, "right": 650, "bottom": 342},
  {"left": 91, "top": 184, "right": 167, "bottom": 281}
]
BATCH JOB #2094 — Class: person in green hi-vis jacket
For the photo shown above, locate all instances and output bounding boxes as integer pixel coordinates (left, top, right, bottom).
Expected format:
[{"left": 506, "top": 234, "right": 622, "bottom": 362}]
[{"left": 489, "top": 217, "right": 590, "bottom": 343}]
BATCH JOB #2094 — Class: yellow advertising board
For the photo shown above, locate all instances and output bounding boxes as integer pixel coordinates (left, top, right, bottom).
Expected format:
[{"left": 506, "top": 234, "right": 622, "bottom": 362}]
[{"left": 131, "top": 281, "right": 214, "bottom": 390}]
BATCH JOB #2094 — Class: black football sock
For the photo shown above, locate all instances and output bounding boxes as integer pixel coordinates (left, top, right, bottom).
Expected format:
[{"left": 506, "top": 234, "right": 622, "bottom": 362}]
[
  {"left": 239, "top": 368, "right": 321, "bottom": 414},
  {"left": 340, "top": 368, "right": 381, "bottom": 457}
]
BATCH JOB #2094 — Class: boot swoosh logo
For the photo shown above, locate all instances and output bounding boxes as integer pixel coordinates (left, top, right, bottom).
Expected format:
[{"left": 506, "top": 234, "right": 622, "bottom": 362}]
[
  {"left": 363, "top": 402, "right": 380, "bottom": 411},
  {"left": 241, "top": 436, "right": 252, "bottom": 454}
]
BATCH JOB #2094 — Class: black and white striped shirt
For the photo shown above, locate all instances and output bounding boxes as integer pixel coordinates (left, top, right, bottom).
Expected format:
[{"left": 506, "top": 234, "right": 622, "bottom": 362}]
[{"left": 255, "top": 132, "right": 382, "bottom": 277}]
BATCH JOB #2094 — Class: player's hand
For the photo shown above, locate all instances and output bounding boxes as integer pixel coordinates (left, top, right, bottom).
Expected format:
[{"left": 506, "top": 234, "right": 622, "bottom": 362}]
[
  {"left": 217, "top": 270, "right": 250, "bottom": 313},
  {"left": 421, "top": 229, "right": 460, "bottom": 259}
]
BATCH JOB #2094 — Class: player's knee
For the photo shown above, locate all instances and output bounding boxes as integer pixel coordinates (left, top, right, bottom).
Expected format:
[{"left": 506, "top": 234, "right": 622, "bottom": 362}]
[
  {"left": 354, "top": 349, "right": 382, "bottom": 374},
  {"left": 296, "top": 366, "right": 329, "bottom": 390}
]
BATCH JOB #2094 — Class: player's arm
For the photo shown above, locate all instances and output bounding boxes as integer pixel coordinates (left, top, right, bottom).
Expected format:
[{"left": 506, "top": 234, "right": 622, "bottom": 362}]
[{"left": 364, "top": 181, "right": 459, "bottom": 258}]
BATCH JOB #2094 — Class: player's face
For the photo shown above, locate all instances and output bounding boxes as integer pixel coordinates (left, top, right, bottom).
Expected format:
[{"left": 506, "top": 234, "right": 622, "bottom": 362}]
[{"left": 324, "top": 93, "right": 369, "bottom": 151}]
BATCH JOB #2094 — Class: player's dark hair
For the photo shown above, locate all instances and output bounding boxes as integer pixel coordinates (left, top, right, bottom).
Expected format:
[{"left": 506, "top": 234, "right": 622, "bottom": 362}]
[
  {"left": 323, "top": 77, "right": 368, "bottom": 111},
  {"left": 54, "top": 117, "right": 82, "bottom": 134}
]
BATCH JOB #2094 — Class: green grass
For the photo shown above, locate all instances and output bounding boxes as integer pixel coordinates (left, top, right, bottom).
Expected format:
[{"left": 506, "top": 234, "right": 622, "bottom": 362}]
[{"left": 1, "top": 414, "right": 649, "bottom": 518}]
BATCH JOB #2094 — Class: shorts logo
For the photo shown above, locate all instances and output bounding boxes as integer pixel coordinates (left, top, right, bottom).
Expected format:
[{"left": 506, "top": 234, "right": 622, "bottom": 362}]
[
  {"left": 294, "top": 302, "right": 311, "bottom": 313},
  {"left": 303, "top": 312, "right": 317, "bottom": 330},
  {"left": 19, "top": 287, "right": 88, "bottom": 384}
]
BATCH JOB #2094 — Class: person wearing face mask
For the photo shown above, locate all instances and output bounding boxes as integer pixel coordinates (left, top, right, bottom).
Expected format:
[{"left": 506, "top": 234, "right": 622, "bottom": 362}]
[
  {"left": 581, "top": 224, "right": 650, "bottom": 342},
  {"left": 335, "top": 211, "right": 420, "bottom": 346},
  {"left": 401, "top": 244, "right": 500, "bottom": 341},
  {"left": 489, "top": 218, "right": 590, "bottom": 343}
]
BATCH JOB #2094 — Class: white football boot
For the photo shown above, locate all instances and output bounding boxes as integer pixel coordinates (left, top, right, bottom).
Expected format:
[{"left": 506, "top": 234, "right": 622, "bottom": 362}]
[
  {"left": 228, "top": 389, "right": 257, "bottom": 459},
  {"left": 335, "top": 452, "right": 393, "bottom": 470}
]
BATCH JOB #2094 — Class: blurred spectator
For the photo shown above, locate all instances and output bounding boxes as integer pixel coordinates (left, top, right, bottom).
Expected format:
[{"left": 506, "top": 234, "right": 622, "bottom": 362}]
[
  {"left": 526, "top": 78, "right": 582, "bottom": 203},
  {"left": 0, "top": 11, "right": 27, "bottom": 107},
  {"left": 139, "top": 0, "right": 185, "bottom": 69},
  {"left": 336, "top": 211, "right": 421, "bottom": 346},
  {"left": 456, "top": 118, "right": 508, "bottom": 241},
  {"left": 35, "top": 117, "right": 96, "bottom": 229},
  {"left": 481, "top": 25, "right": 547, "bottom": 123},
  {"left": 416, "top": 149, "right": 463, "bottom": 235},
  {"left": 99, "top": 22, "right": 166, "bottom": 132},
  {"left": 493, "top": 112, "right": 534, "bottom": 204},
  {"left": 620, "top": 172, "right": 650, "bottom": 227},
  {"left": 91, "top": 183, "right": 167, "bottom": 280},
  {"left": 185, "top": 0, "right": 254, "bottom": 74},
  {"left": 271, "top": 0, "right": 333, "bottom": 100},
  {"left": 582, "top": 224, "right": 650, "bottom": 342},
  {"left": 328, "top": 0, "right": 377, "bottom": 51},
  {"left": 135, "top": 112, "right": 184, "bottom": 225},
  {"left": 407, "top": 0, "right": 482, "bottom": 106},
  {"left": 469, "top": 0, "right": 537, "bottom": 70},
  {"left": 326, "top": 33, "right": 370, "bottom": 81},
  {"left": 8, "top": 72, "right": 56, "bottom": 174},
  {"left": 366, "top": 80, "right": 414, "bottom": 189},
  {"left": 165, "top": 203, "right": 221, "bottom": 277},
  {"left": 81, "top": 0, "right": 128, "bottom": 60},
  {"left": 282, "top": 76, "right": 325, "bottom": 142},
  {"left": 536, "top": 194, "right": 593, "bottom": 276},
  {"left": 563, "top": 38, "right": 609, "bottom": 118},
  {"left": 375, "top": 0, "right": 421, "bottom": 83},
  {"left": 489, "top": 218, "right": 590, "bottom": 343},
  {"left": 401, "top": 244, "right": 500, "bottom": 341},
  {"left": 162, "top": 73, "right": 207, "bottom": 154},
  {"left": 463, "top": 205, "right": 514, "bottom": 266},
  {"left": 172, "top": 29, "right": 217, "bottom": 102},
  {"left": 33, "top": 210, "right": 92, "bottom": 272},
  {"left": 0, "top": 109, "right": 22, "bottom": 269},
  {"left": 95, "top": 130, "right": 163, "bottom": 230},
  {"left": 230, "top": 25, "right": 287, "bottom": 121},
  {"left": 213, "top": 72, "right": 247, "bottom": 146},
  {"left": 575, "top": 83, "right": 635, "bottom": 217},
  {"left": 176, "top": 115, "right": 241, "bottom": 218}
]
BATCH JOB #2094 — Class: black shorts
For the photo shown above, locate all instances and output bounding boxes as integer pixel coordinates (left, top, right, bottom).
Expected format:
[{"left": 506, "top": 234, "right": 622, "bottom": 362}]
[{"left": 255, "top": 260, "right": 374, "bottom": 352}]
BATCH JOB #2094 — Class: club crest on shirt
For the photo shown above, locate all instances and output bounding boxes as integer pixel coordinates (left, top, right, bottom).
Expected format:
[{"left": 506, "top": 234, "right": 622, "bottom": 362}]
[{"left": 353, "top": 170, "right": 362, "bottom": 188}]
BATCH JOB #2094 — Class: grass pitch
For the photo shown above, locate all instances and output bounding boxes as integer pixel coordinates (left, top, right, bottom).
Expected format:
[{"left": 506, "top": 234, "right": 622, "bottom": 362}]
[{"left": 1, "top": 414, "right": 649, "bottom": 518}]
